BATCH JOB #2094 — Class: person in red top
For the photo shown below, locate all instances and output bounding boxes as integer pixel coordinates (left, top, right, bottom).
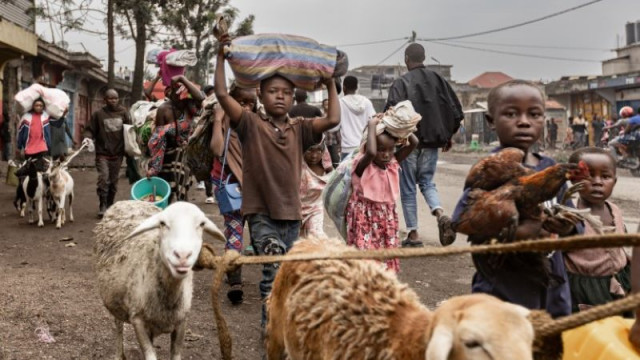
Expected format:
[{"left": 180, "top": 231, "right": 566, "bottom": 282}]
[{"left": 16, "top": 98, "right": 51, "bottom": 174}]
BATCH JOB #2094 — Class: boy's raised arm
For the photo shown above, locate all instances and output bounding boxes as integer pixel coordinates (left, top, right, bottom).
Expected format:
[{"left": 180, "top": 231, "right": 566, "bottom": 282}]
[
  {"left": 311, "top": 77, "right": 340, "bottom": 134},
  {"left": 214, "top": 35, "right": 243, "bottom": 128}
]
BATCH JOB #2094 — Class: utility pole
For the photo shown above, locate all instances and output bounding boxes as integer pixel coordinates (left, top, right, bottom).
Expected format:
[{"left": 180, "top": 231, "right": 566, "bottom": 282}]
[
  {"left": 410, "top": 31, "right": 416, "bottom": 43},
  {"left": 107, "top": 0, "right": 115, "bottom": 88}
]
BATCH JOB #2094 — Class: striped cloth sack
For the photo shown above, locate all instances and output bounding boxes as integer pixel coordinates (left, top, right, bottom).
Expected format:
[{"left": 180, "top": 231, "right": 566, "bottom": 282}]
[{"left": 225, "top": 34, "right": 340, "bottom": 91}]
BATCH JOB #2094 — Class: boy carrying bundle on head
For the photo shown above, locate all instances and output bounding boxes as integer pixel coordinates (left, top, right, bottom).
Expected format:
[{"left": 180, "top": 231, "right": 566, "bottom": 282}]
[{"left": 214, "top": 33, "right": 340, "bottom": 327}]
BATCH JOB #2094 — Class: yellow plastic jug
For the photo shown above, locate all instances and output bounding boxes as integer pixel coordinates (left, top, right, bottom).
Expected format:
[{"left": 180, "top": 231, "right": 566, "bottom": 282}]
[{"left": 563, "top": 316, "right": 640, "bottom": 360}]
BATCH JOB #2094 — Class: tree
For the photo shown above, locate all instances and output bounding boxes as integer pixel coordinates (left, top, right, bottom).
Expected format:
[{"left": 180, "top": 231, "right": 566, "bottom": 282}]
[
  {"left": 156, "top": 0, "right": 254, "bottom": 86},
  {"left": 113, "top": 0, "right": 157, "bottom": 102}
]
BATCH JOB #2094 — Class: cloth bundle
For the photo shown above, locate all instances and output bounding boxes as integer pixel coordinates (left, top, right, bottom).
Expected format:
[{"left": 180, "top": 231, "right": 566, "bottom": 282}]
[
  {"left": 360, "top": 100, "right": 421, "bottom": 148},
  {"left": 223, "top": 33, "right": 348, "bottom": 91},
  {"left": 186, "top": 95, "right": 217, "bottom": 182},
  {"left": 14, "top": 84, "right": 70, "bottom": 119},
  {"left": 165, "top": 50, "right": 197, "bottom": 67}
]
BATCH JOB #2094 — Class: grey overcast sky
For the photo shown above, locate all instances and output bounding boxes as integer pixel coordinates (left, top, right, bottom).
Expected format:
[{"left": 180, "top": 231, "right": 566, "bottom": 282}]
[{"left": 37, "top": 0, "right": 640, "bottom": 83}]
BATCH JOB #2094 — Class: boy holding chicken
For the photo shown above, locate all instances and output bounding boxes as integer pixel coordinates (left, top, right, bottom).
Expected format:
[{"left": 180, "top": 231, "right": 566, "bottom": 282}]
[{"left": 451, "top": 80, "right": 585, "bottom": 317}]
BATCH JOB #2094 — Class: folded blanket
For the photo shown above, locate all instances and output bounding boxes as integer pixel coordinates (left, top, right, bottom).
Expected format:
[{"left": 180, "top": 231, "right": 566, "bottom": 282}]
[
  {"left": 165, "top": 49, "right": 197, "bottom": 67},
  {"left": 224, "top": 33, "right": 347, "bottom": 91},
  {"left": 361, "top": 100, "right": 421, "bottom": 148}
]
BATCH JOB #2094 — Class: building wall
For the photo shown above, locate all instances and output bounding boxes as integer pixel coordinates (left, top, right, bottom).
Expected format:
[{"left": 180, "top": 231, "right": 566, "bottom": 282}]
[
  {"left": 603, "top": 44, "right": 640, "bottom": 76},
  {"left": 603, "top": 59, "right": 631, "bottom": 76}
]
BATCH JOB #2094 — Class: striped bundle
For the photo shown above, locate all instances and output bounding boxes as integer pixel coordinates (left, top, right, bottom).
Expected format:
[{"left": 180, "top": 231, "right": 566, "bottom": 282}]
[{"left": 224, "top": 34, "right": 342, "bottom": 91}]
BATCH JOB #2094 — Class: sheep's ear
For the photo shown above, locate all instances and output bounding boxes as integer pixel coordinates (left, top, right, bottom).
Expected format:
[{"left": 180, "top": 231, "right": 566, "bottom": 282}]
[
  {"left": 203, "top": 218, "right": 226, "bottom": 243},
  {"left": 425, "top": 324, "right": 454, "bottom": 360},
  {"left": 125, "top": 214, "right": 163, "bottom": 240}
]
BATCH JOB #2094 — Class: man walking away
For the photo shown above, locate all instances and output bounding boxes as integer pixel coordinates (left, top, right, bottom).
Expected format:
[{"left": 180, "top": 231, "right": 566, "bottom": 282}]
[
  {"left": 83, "top": 89, "right": 131, "bottom": 218},
  {"left": 339, "top": 76, "right": 376, "bottom": 158},
  {"left": 385, "top": 43, "right": 463, "bottom": 248},
  {"left": 289, "top": 89, "right": 323, "bottom": 119}
]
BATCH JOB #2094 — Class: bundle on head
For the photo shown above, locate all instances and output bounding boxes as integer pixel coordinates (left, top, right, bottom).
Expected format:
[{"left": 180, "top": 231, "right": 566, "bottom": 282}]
[
  {"left": 94, "top": 201, "right": 225, "bottom": 360},
  {"left": 361, "top": 100, "right": 422, "bottom": 149},
  {"left": 266, "top": 237, "right": 534, "bottom": 360}
]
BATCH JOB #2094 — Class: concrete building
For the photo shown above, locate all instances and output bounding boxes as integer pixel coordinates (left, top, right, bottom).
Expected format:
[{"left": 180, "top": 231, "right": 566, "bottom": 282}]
[
  {"left": 1, "top": 0, "right": 38, "bottom": 153},
  {"left": 547, "top": 21, "right": 640, "bottom": 125}
]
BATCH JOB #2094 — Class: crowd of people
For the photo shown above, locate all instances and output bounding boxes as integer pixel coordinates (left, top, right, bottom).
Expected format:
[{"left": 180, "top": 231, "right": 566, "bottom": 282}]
[{"left": 7, "top": 38, "right": 640, "bottom": 350}]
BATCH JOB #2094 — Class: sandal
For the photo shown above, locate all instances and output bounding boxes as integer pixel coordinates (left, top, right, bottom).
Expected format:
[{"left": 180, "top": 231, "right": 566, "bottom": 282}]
[
  {"left": 401, "top": 238, "right": 424, "bottom": 248},
  {"left": 438, "top": 215, "right": 457, "bottom": 246},
  {"left": 227, "top": 284, "right": 244, "bottom": 305}
]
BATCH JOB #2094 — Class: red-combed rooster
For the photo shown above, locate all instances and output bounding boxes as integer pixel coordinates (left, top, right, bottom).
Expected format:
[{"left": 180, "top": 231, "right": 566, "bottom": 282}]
[{"left": 454, "top": 148, "right": 591, "bottom": 242}]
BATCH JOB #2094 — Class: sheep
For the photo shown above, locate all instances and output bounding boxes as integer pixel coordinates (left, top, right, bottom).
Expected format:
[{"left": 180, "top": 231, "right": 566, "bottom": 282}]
[
  {"left": 94, "top": 200, "right": 226, "bottom": 360},
  {"left": 266, "top": 237, "right": 534, "bottom": 360},
  {"left": 45, "top": 160, "right": 74, "bottom": 229}
]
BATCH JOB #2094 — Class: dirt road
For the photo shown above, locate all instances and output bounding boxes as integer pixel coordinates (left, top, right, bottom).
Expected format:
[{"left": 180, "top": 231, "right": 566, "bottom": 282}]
[{"left": 0, "top": 151, "right": 637, "bottom": 359}]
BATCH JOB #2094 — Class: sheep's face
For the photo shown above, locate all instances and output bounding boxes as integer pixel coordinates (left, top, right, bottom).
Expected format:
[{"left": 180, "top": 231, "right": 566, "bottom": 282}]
[
  {"left": 126, "top": 202, "right": 226, "bottom": 279},
  {"left": 426, "top": 294, "right": 533, "bottom": 360}
]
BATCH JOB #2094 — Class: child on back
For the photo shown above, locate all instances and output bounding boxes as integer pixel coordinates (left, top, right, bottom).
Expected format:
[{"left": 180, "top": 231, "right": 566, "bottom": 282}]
[
  {"left": 564, "top": 147, "right": 631, "bottom": 313},
  {"left": 346, "top": 116, "right": 418, "bottom": 272},
  {"left": 452, "top": 80, "right": 580, "bottom": 317},
  {"left": 214, "top": 34, "right": 340, "bottom": 326},
  {"left": 299, "top": 141, "right": 333, "bottom": 238}
]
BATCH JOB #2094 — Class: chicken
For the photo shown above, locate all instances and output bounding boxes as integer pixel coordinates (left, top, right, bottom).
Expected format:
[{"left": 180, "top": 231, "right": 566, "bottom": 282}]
[
  {"left": 454, "top": 156, "right": 591, "bottom": 242},
  {"left": 464, "top": 147, "right": 533, "bottom": 191}
]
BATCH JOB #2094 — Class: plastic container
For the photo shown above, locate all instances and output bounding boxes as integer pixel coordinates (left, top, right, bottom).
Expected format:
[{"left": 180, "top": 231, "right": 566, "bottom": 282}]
[
  {"left": 563, "top": 316, "right": 640, "bottom": 360},
  {"left": 6, "top": 162, "right": 19, "bottom": 186},
  {"left": 131, "top": 177, "right": 171, "bottom": 209}
]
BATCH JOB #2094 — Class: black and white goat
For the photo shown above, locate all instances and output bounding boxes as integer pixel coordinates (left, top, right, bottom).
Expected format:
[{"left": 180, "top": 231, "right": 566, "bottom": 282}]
[{"left": 17, "top": 158, "right": 49, "bottom": 227}]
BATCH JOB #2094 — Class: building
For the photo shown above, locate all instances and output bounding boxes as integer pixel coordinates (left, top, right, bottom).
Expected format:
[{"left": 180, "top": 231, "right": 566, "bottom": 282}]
[
  {"left": 1, "top": 0, "right": 38, "bottom": 152},
  {"left": 547, "top": 21, "right": 640, "bottom": 125}
]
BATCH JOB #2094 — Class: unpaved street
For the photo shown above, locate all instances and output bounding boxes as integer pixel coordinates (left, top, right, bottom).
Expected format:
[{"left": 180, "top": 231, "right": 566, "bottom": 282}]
[{"left": 0, "top": 151, "right": 637, "bottom": 359}]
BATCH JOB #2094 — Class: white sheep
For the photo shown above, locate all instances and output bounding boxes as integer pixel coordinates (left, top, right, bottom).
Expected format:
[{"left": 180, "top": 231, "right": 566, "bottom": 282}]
[
  {"left": 266, "top": 237, "right": 534, "bottom": 360},
  {"left": 45, "top": 160, "right": 74, "bottom": 229},
  {"left": 94, "top": 200, "right": 225, "bottom": 360}
]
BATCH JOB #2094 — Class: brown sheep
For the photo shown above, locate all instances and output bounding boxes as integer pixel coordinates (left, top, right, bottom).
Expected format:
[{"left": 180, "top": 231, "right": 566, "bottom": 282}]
[{"left": 266, "top": 237, "right": 534, "bottom": 360}]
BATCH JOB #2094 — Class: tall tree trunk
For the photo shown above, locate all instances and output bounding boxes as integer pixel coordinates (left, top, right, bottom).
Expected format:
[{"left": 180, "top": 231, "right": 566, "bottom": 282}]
[
  {"left": 130, "top": 7, "right": 146, "bottom": 103},
  {"left": 107, "top": 0, "right": 115, "bottom": 88}
]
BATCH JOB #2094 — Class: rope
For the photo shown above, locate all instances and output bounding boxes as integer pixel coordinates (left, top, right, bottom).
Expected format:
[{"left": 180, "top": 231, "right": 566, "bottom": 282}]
[
  {"left": 195, "top": 233, "right": 640, "bottom": 359},
  {"left": 198, "top": 233, "right": 640, "bottom": 268},
  {"left": 537, "top": 292, "right": 640, "bottom": 338}
]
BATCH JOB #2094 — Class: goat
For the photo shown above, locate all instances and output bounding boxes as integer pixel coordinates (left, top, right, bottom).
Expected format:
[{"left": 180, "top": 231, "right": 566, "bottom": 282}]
[
  {"left": 266, "top": 237, "right": 534, "bottom": 360},
  {"left": 45, "top": 160, "right": 74, "bottom": 229},
  {"left": 94, "top": 201, "right": 225, "bottom": 360},
  {"left": 17, "top": 158, "right": 49, "bottom": 227}
]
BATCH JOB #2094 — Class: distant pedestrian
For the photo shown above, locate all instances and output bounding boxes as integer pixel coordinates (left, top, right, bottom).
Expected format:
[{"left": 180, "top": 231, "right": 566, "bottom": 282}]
[
  {"left": 83, "top": 89, "right": 131, "bottom": 218},
  {"left": 289, "top": 89, "right": 323, "bottom": 118},
  {"left": 547, "top": 118, "right": 558, "bottom": 149},
  {"left": 322, "top": 98, "right": 341, "bottom": 168},
  {"left": 572, "top": 114, "right": 587, "bottom": 149},
  {"left": 339, "top": 76, "right": 376, "bottom": 159},
  {"left": 592, "top": 115, "right": 604, "bottom": 147},
  {"left": 1, "top": 107, "right": 10, "bottom": 161},
  {"left": 385, "top": 43, "right": 463, "bottom": 248},
  {"left": 49, "top": 109, "right": 76, "bottom": 161}
]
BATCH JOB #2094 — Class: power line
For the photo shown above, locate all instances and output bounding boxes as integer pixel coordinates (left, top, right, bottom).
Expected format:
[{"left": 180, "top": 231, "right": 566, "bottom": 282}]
[
  {"left": 445, "top": 39, "right": 611, "bottom": 52},
  {"left": 418, "top": 0, "right": 605, "bottom": 41},
  {"left": 337, "top": 37, "right": 407, "bottom": 48},
  {"left": 421, "top": 40, "right": 602, "bottom": 63},
  {"left": 376, "top": 41, "right": 409, "bottom": 65}
]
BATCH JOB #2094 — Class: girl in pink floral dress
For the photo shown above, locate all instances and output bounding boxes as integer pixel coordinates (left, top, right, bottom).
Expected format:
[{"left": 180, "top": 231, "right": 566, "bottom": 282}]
[{"left": 346, "top": 117, "right": 418, "bottom": 272}]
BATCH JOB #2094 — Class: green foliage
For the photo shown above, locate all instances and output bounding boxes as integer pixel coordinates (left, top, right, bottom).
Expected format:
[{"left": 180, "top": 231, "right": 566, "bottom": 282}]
[{"left": 156, "top": 0, "right": 254, "bottom": 85}]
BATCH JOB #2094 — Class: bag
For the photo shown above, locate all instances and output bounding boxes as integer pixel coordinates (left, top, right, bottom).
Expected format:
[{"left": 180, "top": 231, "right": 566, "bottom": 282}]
[
  {"left": 185, "top": 117, "right": 214, "bottom": 182},
  {"left": 14, "top": 84, "right": 45, "bottom": 112},
  {"left": 214, "top": 129, "right": 242, "bottom": 214},
  {"left": 123, "top": 124, "right": 142, "bottom": 157},
  {"left": 322, "top": 150, "right": 357, "bottom": 240},
  {"left": 224, "top": 34, "right": 347, "bottom": 91},
  {"left": 41, "top": 88, "right": 70, "bottom": 119}
]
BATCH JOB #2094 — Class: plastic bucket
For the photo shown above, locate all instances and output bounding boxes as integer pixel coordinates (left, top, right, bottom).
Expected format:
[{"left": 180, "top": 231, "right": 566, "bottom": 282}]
[{"left": 130, "top": 176, "right": 171, "bottom": 209}]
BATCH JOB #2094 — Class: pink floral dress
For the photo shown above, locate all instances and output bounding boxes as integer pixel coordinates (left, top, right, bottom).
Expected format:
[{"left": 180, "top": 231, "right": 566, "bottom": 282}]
[{"left": 345, "top": 153, "right": 401, "bottom": 273}]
